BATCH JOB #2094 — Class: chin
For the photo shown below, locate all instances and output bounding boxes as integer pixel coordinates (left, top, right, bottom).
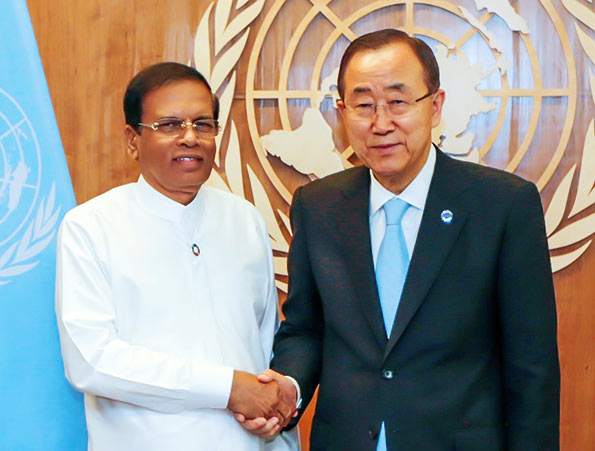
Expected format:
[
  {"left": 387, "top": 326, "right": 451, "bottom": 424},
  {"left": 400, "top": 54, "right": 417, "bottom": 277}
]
[
  {"left": 372, "top": 162, "right": 409, "bottom": 177},
  {"left": 180, "top": 173, "right": 209, "bottom": 186}
]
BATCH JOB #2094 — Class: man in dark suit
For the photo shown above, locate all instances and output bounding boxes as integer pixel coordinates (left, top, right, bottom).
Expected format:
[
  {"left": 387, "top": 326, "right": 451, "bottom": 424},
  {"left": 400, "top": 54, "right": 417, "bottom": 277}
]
[{"left": 239, "top": 28, "right": 559, "bottom": 450}]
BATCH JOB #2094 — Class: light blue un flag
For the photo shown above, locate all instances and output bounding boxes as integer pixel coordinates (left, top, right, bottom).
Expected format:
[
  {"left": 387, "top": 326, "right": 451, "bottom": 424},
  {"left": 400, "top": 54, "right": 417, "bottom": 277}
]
[{"left": 0, "top": 0, "right": 86, "bottom": 448}]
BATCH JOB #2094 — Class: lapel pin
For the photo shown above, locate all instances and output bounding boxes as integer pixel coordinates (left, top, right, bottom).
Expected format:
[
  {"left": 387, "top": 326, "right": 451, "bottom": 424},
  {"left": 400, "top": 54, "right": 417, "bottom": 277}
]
[
  {"left": 191, "top": 243, "right": 200, "bottom": 256},
  {"left": 440, "top": 209, "right": 453, "bottom": 224}
]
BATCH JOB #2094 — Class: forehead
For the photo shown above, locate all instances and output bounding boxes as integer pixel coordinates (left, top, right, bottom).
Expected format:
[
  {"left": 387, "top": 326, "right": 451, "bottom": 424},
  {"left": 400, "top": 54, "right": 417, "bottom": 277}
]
[
  {"left": 343, "top": 43, "right": 426, "bottom": 96},
  {"left": 142, "top": 79, "right": 213, "bottom": 119}
]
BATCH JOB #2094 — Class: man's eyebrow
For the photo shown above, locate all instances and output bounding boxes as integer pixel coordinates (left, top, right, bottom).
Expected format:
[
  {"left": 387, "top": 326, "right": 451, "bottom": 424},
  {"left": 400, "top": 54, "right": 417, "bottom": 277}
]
[
  {"left": 155, "top": 115, "right": 214, "bottom": 121},
  {"left": 385, "top": 82, "right": 407, "bottom": 92},
  {"left": 351, "top": 83, "right": 408, "bottom": 95},
  {"left": 352, "top": 86, "right": 372, "bottom": 94}
]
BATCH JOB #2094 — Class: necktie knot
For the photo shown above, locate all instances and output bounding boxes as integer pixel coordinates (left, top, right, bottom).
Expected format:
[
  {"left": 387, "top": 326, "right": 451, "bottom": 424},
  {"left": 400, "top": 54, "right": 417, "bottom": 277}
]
[{"left": 384, "top": 198, "right": 409, "bottom": 225}]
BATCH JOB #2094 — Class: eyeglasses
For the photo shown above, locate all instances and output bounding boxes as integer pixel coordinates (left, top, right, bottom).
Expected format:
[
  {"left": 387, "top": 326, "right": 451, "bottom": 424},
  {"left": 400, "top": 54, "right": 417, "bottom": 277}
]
[
  {"left": 137, "top": 118, "right": 219, "bottom": 137},
  {"left": 342, "top": 90, "right": 437, "bottom": 120}
]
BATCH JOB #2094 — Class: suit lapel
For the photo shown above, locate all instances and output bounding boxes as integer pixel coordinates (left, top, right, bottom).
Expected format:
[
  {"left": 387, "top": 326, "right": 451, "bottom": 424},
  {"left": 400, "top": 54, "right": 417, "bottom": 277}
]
[
  {"left": 335, "top": 167, "right": 388, "bottom": 349},
  {"left": 384, "top": 151, "right": 470, "bottom": 359}
]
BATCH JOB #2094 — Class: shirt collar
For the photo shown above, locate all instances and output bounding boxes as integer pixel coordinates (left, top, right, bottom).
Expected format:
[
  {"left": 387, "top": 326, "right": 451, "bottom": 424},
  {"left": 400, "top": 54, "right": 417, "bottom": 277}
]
[
  {"left": 134, "top": 175, "right": 205, "bottom": 225},
  {"left": 369, "top": 144, "right": 436, "bottom": 218}
]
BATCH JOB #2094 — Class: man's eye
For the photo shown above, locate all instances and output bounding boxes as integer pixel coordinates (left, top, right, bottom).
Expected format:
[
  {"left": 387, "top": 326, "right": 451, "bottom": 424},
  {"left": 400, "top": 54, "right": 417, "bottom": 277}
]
[
  {"left": 157, "top": 120, "right": 182, "bottom": 131},
  {"left": 194, "top": 121, "right": 215, "bottom": 131},
  {"left": 388, "top": 99, "right": 405, "bottom": 105},
  {"left": 355, "top": 104, "right": 374, "bottom": 110}
]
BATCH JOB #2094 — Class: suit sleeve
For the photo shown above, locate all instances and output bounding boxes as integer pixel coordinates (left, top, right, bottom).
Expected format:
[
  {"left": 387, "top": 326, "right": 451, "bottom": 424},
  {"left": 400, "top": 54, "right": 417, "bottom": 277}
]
[
  {"left": 497, "top": 182, "right": 560, "bottom": 450},
  {"left": 271, "top": 186, "right": 324, "bottom": 420}
]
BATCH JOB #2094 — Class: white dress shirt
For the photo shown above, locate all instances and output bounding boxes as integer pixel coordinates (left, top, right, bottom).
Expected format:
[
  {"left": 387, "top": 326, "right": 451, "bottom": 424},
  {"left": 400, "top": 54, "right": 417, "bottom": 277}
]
[
  {"left": 370, "top": 145, "right": 435, "bottom": 451},
  {"left": 369, "top": 145, "right": 436, "bottom": 267},
  {"left": 55, "top": 176, "right": 298, "bottom": 451}
]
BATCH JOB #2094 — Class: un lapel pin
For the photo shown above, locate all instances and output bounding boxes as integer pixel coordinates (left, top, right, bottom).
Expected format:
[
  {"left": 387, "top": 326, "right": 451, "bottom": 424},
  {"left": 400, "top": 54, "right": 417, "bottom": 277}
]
[{"left": 441, "top": 209, "right": 453, "bottom": 224}]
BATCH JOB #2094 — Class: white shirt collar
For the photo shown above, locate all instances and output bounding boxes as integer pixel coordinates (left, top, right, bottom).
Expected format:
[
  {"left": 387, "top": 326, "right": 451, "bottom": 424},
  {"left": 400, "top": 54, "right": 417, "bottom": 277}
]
[
  {"left": 134, "top": 175, "right": 205, "bottom": 225},
  {"left": 369, "top": 144, "right": 436, "bottom": 218}
]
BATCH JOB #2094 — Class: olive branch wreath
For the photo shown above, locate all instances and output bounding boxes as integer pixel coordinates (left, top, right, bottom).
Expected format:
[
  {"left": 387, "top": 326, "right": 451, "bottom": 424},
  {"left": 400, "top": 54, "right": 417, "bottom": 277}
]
[
  {"left": 0, "top": 183, "right": 62, "bottom": 285},
  {"left": 193, "top": 0, "right": 595, "bottom": 279},
  {"left": 193, "top": 0, "right": 291, "bottom": 292},
  {"left": 545, "top": 0, "right": 595, "bottom": 272}
]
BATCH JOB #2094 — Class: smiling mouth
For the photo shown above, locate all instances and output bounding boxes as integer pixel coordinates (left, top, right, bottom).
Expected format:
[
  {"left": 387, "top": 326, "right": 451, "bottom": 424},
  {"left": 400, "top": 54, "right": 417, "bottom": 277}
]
[
  {"left": 174, "top": 156, "right": 203, "bottom": 162},
  {"left": 371, "top": 143, "right": 399, "bottom": 150}
]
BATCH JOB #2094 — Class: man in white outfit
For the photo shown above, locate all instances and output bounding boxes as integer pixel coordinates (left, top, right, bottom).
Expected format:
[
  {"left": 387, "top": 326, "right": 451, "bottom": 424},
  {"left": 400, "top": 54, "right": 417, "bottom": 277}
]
[{"left": 55, "top": 62, "right": 299, "bottom": 451}]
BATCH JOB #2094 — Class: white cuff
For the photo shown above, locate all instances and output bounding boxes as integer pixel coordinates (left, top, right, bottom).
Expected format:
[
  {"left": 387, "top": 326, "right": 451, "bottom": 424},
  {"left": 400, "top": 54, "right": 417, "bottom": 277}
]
[
  {"left": 184, "top": 364, "right": 234, "bottom": 410},
  {"left": 284, "top": 375, "right": 302, "bottom": 409}
]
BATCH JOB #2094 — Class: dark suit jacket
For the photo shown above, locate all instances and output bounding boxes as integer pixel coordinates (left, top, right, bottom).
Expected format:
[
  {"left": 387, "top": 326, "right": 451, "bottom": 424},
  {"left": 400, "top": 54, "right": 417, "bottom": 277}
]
[{"left": 271, "top": 150, "right": 559, "bottom": 451}]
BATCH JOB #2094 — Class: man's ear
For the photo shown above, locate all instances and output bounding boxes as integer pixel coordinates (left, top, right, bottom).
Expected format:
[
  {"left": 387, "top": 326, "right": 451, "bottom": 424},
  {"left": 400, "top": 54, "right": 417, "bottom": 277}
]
[
  {"left": 125, "top": 125, "right": 140, "bottom": 161},
  {"left": 431, "top": 89, "right": 446, "bottom": 128}
]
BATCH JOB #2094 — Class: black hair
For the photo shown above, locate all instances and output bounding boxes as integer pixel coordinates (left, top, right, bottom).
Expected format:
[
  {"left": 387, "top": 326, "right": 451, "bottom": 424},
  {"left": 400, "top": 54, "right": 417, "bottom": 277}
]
[
  {"left": 123, "top": 62, "right": 219, "bottom": 130},
  {"left": 337, "top": 29, "right": 440, "bottom": 99}
]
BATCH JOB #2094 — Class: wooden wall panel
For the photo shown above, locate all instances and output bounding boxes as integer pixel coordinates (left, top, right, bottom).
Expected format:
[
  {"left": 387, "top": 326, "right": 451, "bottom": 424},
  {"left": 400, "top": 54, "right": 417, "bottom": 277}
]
[
  {"left": 27, "top": 1, "right": 594, "bottom": 449},
  {"left": 29, "top": 0, "right": 208, "bottom": 203},
  {"left": 557, "top": 249, "right": 595, "bottom": 445}
]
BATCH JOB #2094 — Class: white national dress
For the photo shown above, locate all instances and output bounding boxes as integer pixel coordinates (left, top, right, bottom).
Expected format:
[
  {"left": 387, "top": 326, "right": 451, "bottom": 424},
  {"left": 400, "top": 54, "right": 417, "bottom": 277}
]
[{"left": 55, "top": 176, "right": 298, "bottom": 451}]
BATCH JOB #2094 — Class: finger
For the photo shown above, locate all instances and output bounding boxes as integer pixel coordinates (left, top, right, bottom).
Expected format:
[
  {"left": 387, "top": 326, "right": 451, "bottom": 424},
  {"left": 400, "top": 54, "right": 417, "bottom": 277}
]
[
  {"left": 246, "top": 417, "right": 279, "bottom": 437},
  {"left": 276, "top": 398, "right": 292, "bottom": 420},
  {"left": 261, "top": 369, "right": 282, "bottom": 380},
  {"left": 274, "top": 409, "right": 286, "bottom": 424},
  {"left": 234, "top": 413, "right": 246, "bottom": 422},
  {"left": 255, "top": 419, "right": 281, "bottom": 438},
  {"left": 239, "top": 417, "right": 269, "bottom": 431},
  {"left": 256, "top": 373, "right": 274, "bottom": 383},
  {"left": 277, "top": 404, "right": 293, "bottom": 424},
  {"left": 262, "top": 424, "right": 281, "bottom": 438},
  {"left": 278, "top": 409, "right": 294, "bottom": 428},
  {"left": 257, "top": 368, "right": 281, "bottom": 383},
  {"left": 277, "top": 403, "right": 296, "bottom": 426},
  {"left": 280, "top": 396, "right": 297, "bottom": 417}
]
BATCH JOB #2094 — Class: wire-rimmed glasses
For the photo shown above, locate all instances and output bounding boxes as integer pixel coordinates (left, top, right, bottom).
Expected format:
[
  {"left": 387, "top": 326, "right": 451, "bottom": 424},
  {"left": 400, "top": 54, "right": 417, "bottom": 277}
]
[
  {"left": 137, "top": 118, "right": 219, "bottom": 138},
  {"left": 341, "top": 90, "right": 437, "bottom": 120}
]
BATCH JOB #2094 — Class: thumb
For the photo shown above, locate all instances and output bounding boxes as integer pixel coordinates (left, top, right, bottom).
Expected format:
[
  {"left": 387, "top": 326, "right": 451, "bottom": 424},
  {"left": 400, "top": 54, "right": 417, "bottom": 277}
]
[{"left": 257, "top": 369, "right": 277, "bottom": 383}]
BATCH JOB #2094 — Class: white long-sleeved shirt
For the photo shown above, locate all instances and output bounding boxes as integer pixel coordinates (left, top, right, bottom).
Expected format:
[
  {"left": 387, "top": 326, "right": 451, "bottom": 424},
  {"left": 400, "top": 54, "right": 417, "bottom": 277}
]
[
  {"left": 368, "top": 145, "right": 435, "bottom": 450},
  {"left": 369, "top": 144, "right": 436, "bottom": 266},
  {"left": 55, "top": 176, "right": 298, "bottom": 451}
]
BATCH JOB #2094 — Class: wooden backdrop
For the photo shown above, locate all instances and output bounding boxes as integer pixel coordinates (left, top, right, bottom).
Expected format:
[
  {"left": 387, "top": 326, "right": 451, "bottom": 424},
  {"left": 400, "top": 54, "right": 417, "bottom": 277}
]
[{"left": 28, "top": 0, "right": 594, "bottom": 449}]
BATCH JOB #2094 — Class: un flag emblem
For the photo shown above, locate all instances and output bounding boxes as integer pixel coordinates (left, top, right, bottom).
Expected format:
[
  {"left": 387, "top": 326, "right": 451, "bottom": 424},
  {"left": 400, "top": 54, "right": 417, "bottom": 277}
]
[{"left": 0, "top": 88, "right": 60, "bottom": 285}]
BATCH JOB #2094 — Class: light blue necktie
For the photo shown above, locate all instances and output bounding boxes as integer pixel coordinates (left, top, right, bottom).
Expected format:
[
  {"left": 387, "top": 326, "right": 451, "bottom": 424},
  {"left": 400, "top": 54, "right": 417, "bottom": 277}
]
[
  {"left": 376, "top": 197, "right": 410, "bottom": 336},
  {"left": 375, "top": 198, "right": 410, "bottom": 451}
]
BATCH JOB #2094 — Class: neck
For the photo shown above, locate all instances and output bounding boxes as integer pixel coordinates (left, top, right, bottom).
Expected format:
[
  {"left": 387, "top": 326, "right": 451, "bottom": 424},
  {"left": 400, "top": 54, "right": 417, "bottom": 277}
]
[
  {"left": 373, "top": 143, "right": 433, "bottom": 194},
  {"left": 142, "top": 177, "right": 200, "bottom": 205}
]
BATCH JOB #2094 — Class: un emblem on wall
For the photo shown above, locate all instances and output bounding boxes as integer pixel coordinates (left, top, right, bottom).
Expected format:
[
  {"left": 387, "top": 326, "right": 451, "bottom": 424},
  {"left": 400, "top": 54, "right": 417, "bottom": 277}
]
[
  {"left": 194, "top": 0, "right": 595, "bottom": 288},
  {"left": 0, "top": 88, "right": 61, "bottom": 285}
]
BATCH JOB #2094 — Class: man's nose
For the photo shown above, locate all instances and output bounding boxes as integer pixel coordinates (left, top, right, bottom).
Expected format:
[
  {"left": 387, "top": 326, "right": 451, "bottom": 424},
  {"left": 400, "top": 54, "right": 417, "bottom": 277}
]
[
  {"left": 179, "top": 122, "right": 200, "bottom": 144},
  {"left": 372, "top": 105, "right": 396, "bottom": 133}
]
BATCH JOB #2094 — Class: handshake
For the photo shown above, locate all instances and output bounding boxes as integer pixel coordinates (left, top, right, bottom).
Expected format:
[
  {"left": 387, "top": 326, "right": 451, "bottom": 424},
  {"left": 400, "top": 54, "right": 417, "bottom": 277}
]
[{"left": 227, "top": 369, "right": 298, "bottom": 438}]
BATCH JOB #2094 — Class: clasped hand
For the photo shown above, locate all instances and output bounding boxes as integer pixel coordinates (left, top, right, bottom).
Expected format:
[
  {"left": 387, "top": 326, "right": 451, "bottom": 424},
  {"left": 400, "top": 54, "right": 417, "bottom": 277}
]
[{"left": 227, "top": 369, "right": 298, "bottom": 438}]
